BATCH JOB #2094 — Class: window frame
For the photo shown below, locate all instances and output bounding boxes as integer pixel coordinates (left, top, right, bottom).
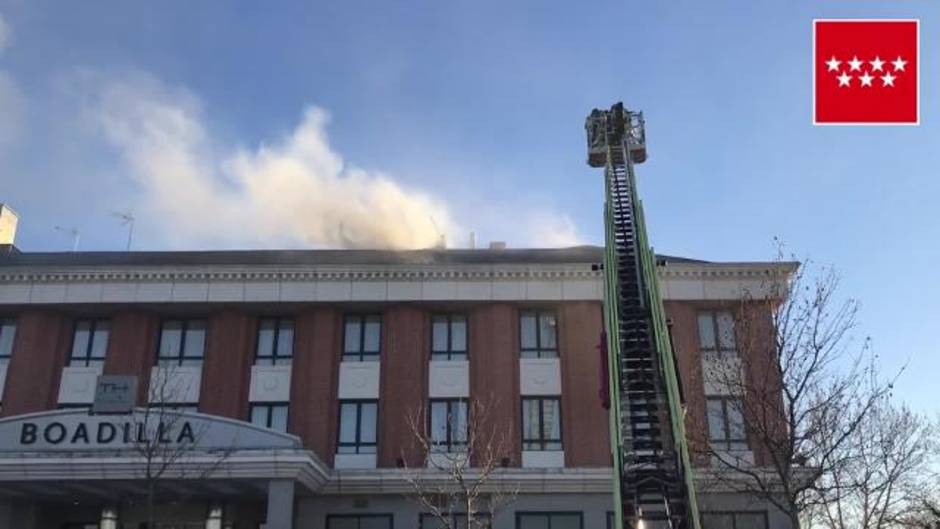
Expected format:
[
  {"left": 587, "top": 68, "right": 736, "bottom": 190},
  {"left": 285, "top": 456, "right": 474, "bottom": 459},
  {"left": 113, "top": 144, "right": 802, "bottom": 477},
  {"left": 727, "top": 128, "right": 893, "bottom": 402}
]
[
  {"left": 0, "top": 318, "right": 16, "bottom": 365},
  {"left": 515, "top": 511, "right": 583, "bottom": 529},
  {"left": 706, "top": 396, "right": 749, "bottom": 451},
  {"left": 521, "top": 397, "right": 563, "bottom": 451},
  {"left": 69, "top": 318, "right": 110, "bottom": 367},
  {"left": 342, "top": 314, "right": 382, "bottom": 362},
  {"left": 697, "top": 310, "right": 737, "bottom": 355},
  {"left": 336, "top": 399, "right": 379, "bottom": 454},
  {"left": 155, "top": 318, "right": 207, "bottom": 367},
  {"left": 430, "top": 313, "right": 468, "bottom": 361},
  {"left": 249, "top": 402, "right": 290, "bottom": 432},
  {"left": 700, "top": 511, "right": 769, "bottom": 529},
  {"left": 519, "top": 310, "right": 559, "bottom": 359},
  {"left": 254, "top": 317, "right": 294, "bottom": 366},
  {"left": 145, "top": 402, "right": 199, "bottom": 414},
  {"left": 325, "top": 514, "right": 394, "bottom": 529},
  {"left": 428, "top": 398, "right": 469, "bottom": 453}
]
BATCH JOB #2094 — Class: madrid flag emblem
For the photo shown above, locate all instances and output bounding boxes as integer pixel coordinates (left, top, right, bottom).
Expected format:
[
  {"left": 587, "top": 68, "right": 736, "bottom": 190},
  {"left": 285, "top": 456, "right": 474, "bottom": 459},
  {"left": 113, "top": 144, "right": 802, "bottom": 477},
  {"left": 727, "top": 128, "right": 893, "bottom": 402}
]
[{"left": 814, "top": 20, "right": 919, "bottom": 125}]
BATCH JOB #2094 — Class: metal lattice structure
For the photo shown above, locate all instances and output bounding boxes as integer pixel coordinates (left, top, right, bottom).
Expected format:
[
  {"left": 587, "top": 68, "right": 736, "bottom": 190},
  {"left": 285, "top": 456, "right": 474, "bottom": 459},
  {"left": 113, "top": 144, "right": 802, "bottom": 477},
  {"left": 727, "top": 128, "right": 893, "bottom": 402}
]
[{"left": 587, "top": 103, "right": 700, "bottom": 529}]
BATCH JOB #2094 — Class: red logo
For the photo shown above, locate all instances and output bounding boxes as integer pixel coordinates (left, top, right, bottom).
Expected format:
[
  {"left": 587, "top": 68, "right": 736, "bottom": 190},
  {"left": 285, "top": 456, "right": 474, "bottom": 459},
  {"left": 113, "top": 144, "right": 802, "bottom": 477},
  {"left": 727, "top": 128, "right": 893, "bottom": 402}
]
[{"left": 814, "top": 19, "right": 919, "bottom": 125}]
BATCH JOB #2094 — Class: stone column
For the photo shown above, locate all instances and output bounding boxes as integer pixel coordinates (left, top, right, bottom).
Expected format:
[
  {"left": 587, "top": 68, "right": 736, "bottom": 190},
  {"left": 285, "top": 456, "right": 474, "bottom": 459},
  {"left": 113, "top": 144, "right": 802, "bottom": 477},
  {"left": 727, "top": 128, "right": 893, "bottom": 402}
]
[{"left": 265, "top": 480, "right": 295, "bottom": 529}]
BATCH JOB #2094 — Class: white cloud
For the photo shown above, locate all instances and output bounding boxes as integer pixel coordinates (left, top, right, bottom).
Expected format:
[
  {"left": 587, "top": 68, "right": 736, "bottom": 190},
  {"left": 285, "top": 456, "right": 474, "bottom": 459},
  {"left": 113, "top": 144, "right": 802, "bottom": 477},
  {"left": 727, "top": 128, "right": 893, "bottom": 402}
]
[{"left": 0, "top": 14, "right": 11, "bottom": 54}]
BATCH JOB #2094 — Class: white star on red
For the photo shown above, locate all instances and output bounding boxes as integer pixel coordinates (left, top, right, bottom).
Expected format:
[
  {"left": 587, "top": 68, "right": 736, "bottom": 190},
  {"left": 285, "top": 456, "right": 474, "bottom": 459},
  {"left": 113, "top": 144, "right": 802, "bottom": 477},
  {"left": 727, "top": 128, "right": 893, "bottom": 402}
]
[
  {"left": 869, "top": 56, "right": 885, "bottom": 71},
  {"left": 892, "top": 56, "right": 907, "bottom": 71},
  {"left": 858, "top": 72, "right": 874, "bottom": 87},
  {"left": 881, "top": 72, "right": 896, "bottom": 87},
  {"left": 848, "top": 56, "right": 863, "bottom": 71},
  {"left": 836, "top": 72, "right": 852, "bottom": 87},
  {"left": 825, "top": 56, "right": 841, "bottom": 71}
]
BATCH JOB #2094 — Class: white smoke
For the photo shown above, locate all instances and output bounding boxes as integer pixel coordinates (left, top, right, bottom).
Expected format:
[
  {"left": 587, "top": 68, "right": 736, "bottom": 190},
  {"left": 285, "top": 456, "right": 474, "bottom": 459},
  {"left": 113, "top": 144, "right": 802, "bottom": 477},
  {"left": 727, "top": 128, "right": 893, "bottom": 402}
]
[{"left": 93, "top": 75, "right": 457, "bottom": 249}]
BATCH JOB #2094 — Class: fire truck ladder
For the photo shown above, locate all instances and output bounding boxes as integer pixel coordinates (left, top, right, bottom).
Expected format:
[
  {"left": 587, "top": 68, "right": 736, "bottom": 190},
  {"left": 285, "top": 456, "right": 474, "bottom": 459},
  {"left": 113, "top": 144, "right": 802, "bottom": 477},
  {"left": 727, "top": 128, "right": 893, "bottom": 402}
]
[{"left": 587, "top": 103, "right": 700, "bottom": 529}]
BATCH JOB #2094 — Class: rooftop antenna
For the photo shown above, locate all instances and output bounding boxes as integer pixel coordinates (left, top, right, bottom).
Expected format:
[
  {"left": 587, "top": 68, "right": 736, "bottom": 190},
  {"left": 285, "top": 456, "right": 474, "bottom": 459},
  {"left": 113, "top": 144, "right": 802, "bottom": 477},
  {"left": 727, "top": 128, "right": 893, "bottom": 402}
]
[
  {"left": 112, "top": 210, "right": 135, "bottom": 251},
  {"left": 54, "top": 226, "right": 81, "bottom": 252}
]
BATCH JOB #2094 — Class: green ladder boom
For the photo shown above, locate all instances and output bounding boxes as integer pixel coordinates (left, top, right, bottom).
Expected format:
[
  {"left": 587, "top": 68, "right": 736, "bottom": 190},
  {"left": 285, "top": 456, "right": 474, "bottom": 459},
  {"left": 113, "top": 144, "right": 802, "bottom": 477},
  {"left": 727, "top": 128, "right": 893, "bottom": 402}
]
[{"left": 587, "top": 103, "right": 700, "bottom": 529}]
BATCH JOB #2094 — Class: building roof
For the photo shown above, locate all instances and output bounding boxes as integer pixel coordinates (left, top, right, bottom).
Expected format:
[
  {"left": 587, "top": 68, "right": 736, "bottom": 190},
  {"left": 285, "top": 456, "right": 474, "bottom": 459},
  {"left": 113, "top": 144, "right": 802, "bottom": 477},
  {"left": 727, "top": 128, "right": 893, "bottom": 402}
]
[{"left": 0, "top": 245, "right": 796, "bottom": 270}]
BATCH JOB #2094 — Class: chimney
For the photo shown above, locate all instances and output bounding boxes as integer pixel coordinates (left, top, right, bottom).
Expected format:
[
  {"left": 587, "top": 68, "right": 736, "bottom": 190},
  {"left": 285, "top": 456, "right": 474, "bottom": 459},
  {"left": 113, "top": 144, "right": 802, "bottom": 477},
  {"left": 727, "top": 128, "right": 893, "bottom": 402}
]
[
  {"left": 0, "top": 204, "right": 19, "bottom": 246},
  {"left": 488, "top": 241, "right": 507, "bottom": 250}
]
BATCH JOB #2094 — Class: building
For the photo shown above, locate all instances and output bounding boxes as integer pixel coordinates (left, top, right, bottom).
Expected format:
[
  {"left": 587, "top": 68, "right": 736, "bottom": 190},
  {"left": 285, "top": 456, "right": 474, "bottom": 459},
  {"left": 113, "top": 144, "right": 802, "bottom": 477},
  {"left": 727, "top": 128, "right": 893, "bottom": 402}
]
[{"left": 0, "top": 214, "right": 795, "bottom": 529}]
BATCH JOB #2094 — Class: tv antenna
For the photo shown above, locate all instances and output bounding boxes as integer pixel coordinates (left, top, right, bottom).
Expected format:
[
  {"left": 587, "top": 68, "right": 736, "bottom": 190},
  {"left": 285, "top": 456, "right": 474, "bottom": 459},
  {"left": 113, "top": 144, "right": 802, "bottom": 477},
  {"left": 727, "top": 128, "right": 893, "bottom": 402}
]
[
  {"left": 112, "top": 210, "right": 135, "bottom": 251},
  {"left": 54, "top": 226, "right": 81, "bottom": 252}
]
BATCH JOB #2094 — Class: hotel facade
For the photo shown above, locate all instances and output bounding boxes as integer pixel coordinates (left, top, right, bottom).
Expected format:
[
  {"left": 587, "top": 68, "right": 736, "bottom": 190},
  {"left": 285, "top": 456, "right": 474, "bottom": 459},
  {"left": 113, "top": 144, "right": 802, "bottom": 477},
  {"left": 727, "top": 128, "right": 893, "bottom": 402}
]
[{"left": 0, "top": 214, "right": 794, "bottom": 528}]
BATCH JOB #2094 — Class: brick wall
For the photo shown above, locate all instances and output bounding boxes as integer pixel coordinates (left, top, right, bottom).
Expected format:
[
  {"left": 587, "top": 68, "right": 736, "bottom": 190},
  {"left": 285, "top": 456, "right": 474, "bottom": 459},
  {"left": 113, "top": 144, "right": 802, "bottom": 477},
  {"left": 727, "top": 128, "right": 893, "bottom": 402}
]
[
  {"left": 1, "top": 310, "right": 71, "bottom": 415},
  {"left": 378, "top": 305, "right": 428, "bottom": 467},
  {"left": 290, "top": 308, "right": 341, "bottom": 463},
  {"left": 200, "top": 311, "right": 256, "bottom": 418}
]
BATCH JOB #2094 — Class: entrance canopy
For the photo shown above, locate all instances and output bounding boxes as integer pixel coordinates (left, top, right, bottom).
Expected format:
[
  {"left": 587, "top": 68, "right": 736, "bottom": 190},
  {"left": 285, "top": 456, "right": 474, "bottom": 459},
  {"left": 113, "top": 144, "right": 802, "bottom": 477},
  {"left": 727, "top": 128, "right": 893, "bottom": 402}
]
[{"left": 0, "top": 409, "right": 329, "bottom": 496}]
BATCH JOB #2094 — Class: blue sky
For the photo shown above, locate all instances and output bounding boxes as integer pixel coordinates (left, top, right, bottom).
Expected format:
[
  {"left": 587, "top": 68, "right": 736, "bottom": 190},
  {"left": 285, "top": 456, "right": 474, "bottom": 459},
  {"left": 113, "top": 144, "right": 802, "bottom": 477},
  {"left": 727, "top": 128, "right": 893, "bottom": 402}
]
[{"left": 0, "top": 1, "right": 937, "bottom": 413}]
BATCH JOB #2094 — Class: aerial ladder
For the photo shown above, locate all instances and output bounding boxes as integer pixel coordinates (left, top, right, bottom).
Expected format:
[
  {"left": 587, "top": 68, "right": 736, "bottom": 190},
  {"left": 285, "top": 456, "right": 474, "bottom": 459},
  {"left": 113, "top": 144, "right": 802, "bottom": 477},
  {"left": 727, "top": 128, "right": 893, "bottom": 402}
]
[{"left": 586, "top": 103, "right": 700, "bottom": 529}]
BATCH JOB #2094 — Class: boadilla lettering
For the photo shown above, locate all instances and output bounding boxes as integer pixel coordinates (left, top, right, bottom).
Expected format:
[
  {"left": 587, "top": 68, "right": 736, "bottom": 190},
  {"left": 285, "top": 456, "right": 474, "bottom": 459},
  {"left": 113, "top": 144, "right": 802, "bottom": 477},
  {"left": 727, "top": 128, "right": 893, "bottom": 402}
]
[{"left": 19, "top": 420, "right": 196, "bottom": 446}]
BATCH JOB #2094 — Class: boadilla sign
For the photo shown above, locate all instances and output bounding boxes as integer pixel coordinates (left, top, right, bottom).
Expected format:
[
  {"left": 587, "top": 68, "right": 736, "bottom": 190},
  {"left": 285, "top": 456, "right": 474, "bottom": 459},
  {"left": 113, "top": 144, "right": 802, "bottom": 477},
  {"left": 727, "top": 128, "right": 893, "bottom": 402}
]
[{"left": 0, "top": 409, "right": 301, "bottom": 452}]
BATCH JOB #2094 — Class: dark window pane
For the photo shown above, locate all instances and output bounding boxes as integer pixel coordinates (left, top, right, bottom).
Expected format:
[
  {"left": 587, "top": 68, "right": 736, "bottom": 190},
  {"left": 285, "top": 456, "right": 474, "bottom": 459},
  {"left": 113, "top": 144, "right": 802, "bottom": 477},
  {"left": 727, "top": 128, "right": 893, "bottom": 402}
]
[
  {"left": 339, "top": 403, "right": 357, "bottom": 444},
  {"left": 159, "top": 321, "right": 183, "bottom": 358},
  {"left": 344, "top": 319, "right": 361, "bottom": 353},
  {"left": 363, "top": 317, "right": 381, "bottom": 352},
  {"left": 697, "top": 313, "right": 716, "bottom": 350},
  {"left": 518, "top": 514, "right": 548, "bottom": 529},
  {"left": 91, "top": 321, "right": 110, "bottom": 358},
  {"left": 250, "top": 406, "right": 268, "bottom": 427},
  {"left": 543, "top": 399, "right": 561, "bottom": 442},
  {"left": 539, "top": 313, "right": 557, "bottom": 350},
  {"left": 257, "top": 319, "right": 276, "bottom": 358},
  {"left": 277, "top": 321, "right": 294, "bottom": 358},
  {"left": 451, "top": 316, "right": 467, "bottom": 352},
  {"left": 432, "top": 316, "right": 449, "bottom": 352},
  {"left": 0, "top": 321, "right": 15, "bottom": 360},
  {"left": 520, "top": 313, "right": 537, "bottom": 349},
  {"left": 71, "top": 320, "right": 92, "bottom": 359},
  {"left": 707, "top": 399, "right": 726, "bottom": 441},
  {"left": 552, "top": 514, "right": 581, "bottom": 529},
  {"left": 359, "top": 402, "right": 377, "bottom": 443},
  {"left": 184, "top": 321, "right": 205, "bottom": 358},
  {"left": 270, "top": 405, "right": 289, "bottom": 432}
]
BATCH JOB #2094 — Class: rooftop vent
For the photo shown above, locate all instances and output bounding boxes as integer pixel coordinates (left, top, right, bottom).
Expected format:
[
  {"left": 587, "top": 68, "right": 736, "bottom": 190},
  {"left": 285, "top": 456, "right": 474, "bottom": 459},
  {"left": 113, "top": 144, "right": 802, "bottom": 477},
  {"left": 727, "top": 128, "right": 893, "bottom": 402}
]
[
  {"left": 0, "top": 204, "right": 18, "bottom": 246},
  {"left": 488, "top": 241, "right": 507, "bottom": 250}
]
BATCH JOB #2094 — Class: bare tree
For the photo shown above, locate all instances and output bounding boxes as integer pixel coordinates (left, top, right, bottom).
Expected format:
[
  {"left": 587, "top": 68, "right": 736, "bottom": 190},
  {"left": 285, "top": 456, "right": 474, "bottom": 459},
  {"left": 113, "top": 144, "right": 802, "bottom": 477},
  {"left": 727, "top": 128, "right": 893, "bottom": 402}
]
[
  {"left": 129, "top": 364, "right": 233, "bottom": 528},
  {"left": 811, "top": 399, "right": 937, "bottom": 529},
  {"left": 699, "top": 251, "right": 895, "bottom": 528},
  {"left": 402, "top": 394, "right": 518, "bottom": 529}
]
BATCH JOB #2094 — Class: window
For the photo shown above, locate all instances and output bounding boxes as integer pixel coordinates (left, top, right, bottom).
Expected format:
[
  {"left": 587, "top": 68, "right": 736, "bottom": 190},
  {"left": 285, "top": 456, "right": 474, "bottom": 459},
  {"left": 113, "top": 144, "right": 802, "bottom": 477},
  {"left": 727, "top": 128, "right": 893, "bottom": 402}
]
[
  {"left": 343, "top": 315, "right": 381, "bottom": 361},
  {"left": 420, "top": 513, "right": 491, "bottom": 529},
  {"left": 520, "top": 310, "right": 557, "bottom": 358},
  {"left": 521, "top": 397, "right": 562, "bottom": 451},
  {"left": 701, "top": 511, "right": 768, "bottom": 529},
  {"left": 606, "top": 512, "right": 614, "bottom": 529},
  {"left": 429, "top": 399, "right": 468, "bottom": 452},
  {"left": 697, "top": 310, "right": 736, "bottom": 354},
  {"left": 250, "top": 403, "right": 289, "bottom": 432},
  {"left": 706, "top": 397, "right": 748, "bottom": 451},
  {"left": 0, "top": 319, "right": 15, "bottom": 365},
  {"left": 69, "top": 319, "right": 110, "bottom": 367},
  {"left": 255, "top": 318, "right": 294, "bottom": 365},
  {"left": 337, "top": 400, "right": 378, "bottom": 454},
  {"left": 326, "top": 515, "right": 393, "bottom": 529},
  {"left": 431, "top": 314, "right": 468, "bottom": 360},
  {"left": 157, "top": 319, "right": 206, "bottom": 366},
  {"left": 516, "top": 512, "right": 582, "bottom": 529}
]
